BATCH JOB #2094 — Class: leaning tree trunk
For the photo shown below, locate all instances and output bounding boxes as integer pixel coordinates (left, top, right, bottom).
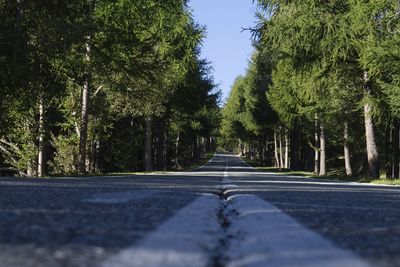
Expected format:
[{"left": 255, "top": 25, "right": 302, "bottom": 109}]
[
  {"left": 363, "top": 72, "right": 380, "bottom": 179},
  {"left": 392, "top": 119, "right": 399, "bottom": 178},
  {"left": 37, "top": 100, "right": 45, "bottom": 177},
  {"left": 78, "top": 36, "right": 91, "bottom": 174},
  {"left": 145, "top": 117, "right": 153, "bottom": 172},
  {"left": 344, "top": 121, "right": 352, "bottom": 176},
  {"left": 319, "top": 125, "right": 326, "bottom": 176}
]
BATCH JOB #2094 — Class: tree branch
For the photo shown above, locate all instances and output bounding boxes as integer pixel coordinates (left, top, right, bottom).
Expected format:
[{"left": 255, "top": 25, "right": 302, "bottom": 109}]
[
  {"left": 0, "top": 167, "right": 28, "bottom": 177},
  {"left": 307, "top": 138, "right": 320, "bottom": 152},
  {"left": 0, "top": 138, "right": 22, "bottom": 154},
  {"left": 0, "top": 144, "right": 18, "bottom": 164},
  {"left": 91, "top": 85, "right": 104, "bottom": 98}
]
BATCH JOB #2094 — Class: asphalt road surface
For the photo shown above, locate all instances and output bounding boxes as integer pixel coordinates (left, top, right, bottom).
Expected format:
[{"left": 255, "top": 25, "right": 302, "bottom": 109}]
[{"left": 0, "top": 154, "right": 400, "bottom": 267}]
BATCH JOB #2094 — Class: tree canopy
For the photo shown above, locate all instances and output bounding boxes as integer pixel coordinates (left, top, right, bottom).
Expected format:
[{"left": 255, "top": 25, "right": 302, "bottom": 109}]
[
  {"left": 0, "top": 0, "right": 220, "bottom": 176},
  {"left": 221, "top": 0, "right": 400, "bottom": 179}
]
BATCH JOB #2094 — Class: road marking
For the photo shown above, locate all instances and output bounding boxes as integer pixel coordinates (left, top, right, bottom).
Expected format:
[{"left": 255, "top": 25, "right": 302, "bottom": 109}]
[
  {"left": 226, "top": 194, "right": 371, "bottom": 267},
  {"left": 219, "top": 155, "right": 239, "bottom": 191},
  {"left": 223, "top": 155, "right": 229, "bottom": 177},
  {"left": 101, "top": 194, "right": 221, "bottom": 267}
]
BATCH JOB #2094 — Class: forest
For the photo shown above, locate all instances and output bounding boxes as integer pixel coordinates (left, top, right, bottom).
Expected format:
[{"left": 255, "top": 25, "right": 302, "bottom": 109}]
[
  {"left": 2, "top": 0, "right": 400, "bottom": 180},
  {"left": 0, "top": 0, "right": 220, "bottom": 177},
  {"left": 222, "top": 0, "right": 400, "bottom": 179}
]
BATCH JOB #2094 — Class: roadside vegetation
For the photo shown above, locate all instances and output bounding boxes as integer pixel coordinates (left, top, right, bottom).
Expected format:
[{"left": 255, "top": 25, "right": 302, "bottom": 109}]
[
  {"left": 221, "top": 1, "right": 400, "bottom": 182},
  {"left": 0, "top": 1, "right": 220, "bottom": 177},
  {"left": 242, "top": 156, "right": 400, "bottom": 186},
  {"left": 2, "top": 1, "right": 400, "bottom": 182}
]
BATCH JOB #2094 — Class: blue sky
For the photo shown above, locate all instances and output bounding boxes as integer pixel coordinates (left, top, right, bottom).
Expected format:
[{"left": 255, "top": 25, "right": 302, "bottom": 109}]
[{"left": 189, "top": 0, "right": 257, "bottom": 103}]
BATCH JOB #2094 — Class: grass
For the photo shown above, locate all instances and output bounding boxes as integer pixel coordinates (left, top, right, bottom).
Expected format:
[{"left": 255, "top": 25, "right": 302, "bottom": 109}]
[
  {"left": 242, "top": 157, "right": 400, "bottom": 186},
  {"left": 2, "top": 153, "right": 212, "bottom": 179},
  {"left": 367, "top": 178, "right": 400, "bottom": 186},
  {"left": 17, "top": 154, "right": 215, "bottom": 179}
]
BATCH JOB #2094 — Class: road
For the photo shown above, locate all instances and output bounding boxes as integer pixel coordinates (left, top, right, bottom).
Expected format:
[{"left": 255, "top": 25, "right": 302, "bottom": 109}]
[{"left": 0, "top": 153, "right": 400, "bottom": 267}]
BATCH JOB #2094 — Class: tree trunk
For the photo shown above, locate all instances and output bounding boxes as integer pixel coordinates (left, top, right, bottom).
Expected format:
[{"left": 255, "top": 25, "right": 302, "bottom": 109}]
[
  {"left": 201, "top": 137, "right": 206, "bottom": 158},
  {"left": 145, "top": 117, "right": 153, "bottom": 172},
  {"left": 89, "top": 139, "right": 96, "bottom": 173},
  {"left": 279, "top": 129, "right": 284, "bottom": 168},
  {"left": 363, "top": 72, "right": 380, "bottom": 179},
  {"left": 284, "top": 129, "right": 289, "bottom": 169},
  {"left": 175, "top": 131, "right": 182, "bottom": 170},
  {"left": 37, "top": 100, "right": 45, "bottom": 177},
  {"left": 192, "top": 136, "right": 199, "bottom": 161},
  {"left": 261, "top": 139, "right": 266, "bottom": 164},
  {"left": 25, "top": 119, "right": 37, "bottom": 177},
  {"left": 265, "top": 138, "right": 270, "bottom": 165},
  {"left": 314, "top": 118, "right": 320, "bottom": 174},
  {"left": 238, "top": 139, "right": 243, "bottom": 156},
  {"left": 274, "top": 131, "right": 280, "bottom": 168},
  {"left": 14, "top": 0, "right": 23, "bottom": 62},
  {"left": 94, "top": 140, "right": 101, "bottom": 172},
  {"left": 344, "top": 121, "right": 352, "bottom": 176},
  {"left": 245, "top": 143, "right": 249, "bottom": 158},
  {"left": 392, "top": 119, "right": 400, "bottom": 179},
  {"left": 155, "top": 118, "right": 167, "bottom": 171},
  {"left": 319, "top": 125, "right": 326, "bottom": 176},
  {"left": 364, "top": 101, "right": 380, "bottom": 178},
  {"left": 78, "top": 36, "right": 91, "bottom": 174},
  {"left": 290, "top": 129, "right": 300, "bottom": 171},
  {"left": 196, "top": 136, "right": 200, "bottom": 160}
]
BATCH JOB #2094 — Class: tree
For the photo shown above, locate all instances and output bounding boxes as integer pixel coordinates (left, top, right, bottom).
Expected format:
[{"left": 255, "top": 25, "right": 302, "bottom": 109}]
[{"left": 0, "top": 0, "right": 220, "bottom": 176}]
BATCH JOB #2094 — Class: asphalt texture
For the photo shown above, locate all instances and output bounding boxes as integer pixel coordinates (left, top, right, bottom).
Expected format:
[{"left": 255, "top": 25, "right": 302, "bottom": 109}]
[{"left": 0, "top": 154, "right": 399, "bottom": 266}]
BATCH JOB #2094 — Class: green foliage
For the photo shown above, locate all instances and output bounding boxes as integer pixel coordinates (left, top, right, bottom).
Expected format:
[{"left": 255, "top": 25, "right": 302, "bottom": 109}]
[
  {"left": 0, "top": 0, "right": 220, "bottom": 176},
  {"left": 222, "top": 0, "right": 400, "bottom": 176},
  {"left": 50, "top": 134, "right": 79, "bottom": 175}
]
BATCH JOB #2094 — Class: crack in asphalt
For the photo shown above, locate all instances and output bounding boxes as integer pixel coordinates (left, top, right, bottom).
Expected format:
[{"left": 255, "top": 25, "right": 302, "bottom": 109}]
[{"left": 208, "top": 189, "right": 238, "bottom": 267}]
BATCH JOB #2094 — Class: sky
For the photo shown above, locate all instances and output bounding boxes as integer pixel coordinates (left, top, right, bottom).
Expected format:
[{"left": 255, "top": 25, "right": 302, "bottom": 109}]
[{"left": 189, "top": 0, "right": 257, "bottom": 103}]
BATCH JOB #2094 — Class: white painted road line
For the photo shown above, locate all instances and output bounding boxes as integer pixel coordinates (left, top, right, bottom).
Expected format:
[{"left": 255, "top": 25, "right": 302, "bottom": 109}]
[
  {"left": 101, "top": 194, "right": 221, "bottom": 267},
  {"left": 220, "top": 156, "right": 238, "bottom": 191},
  {"left": 224, "top": 155, "right": 229, "bottom": 177},
  {"left": 226, "top": 194, "right": 371, "bottom": 267}
]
